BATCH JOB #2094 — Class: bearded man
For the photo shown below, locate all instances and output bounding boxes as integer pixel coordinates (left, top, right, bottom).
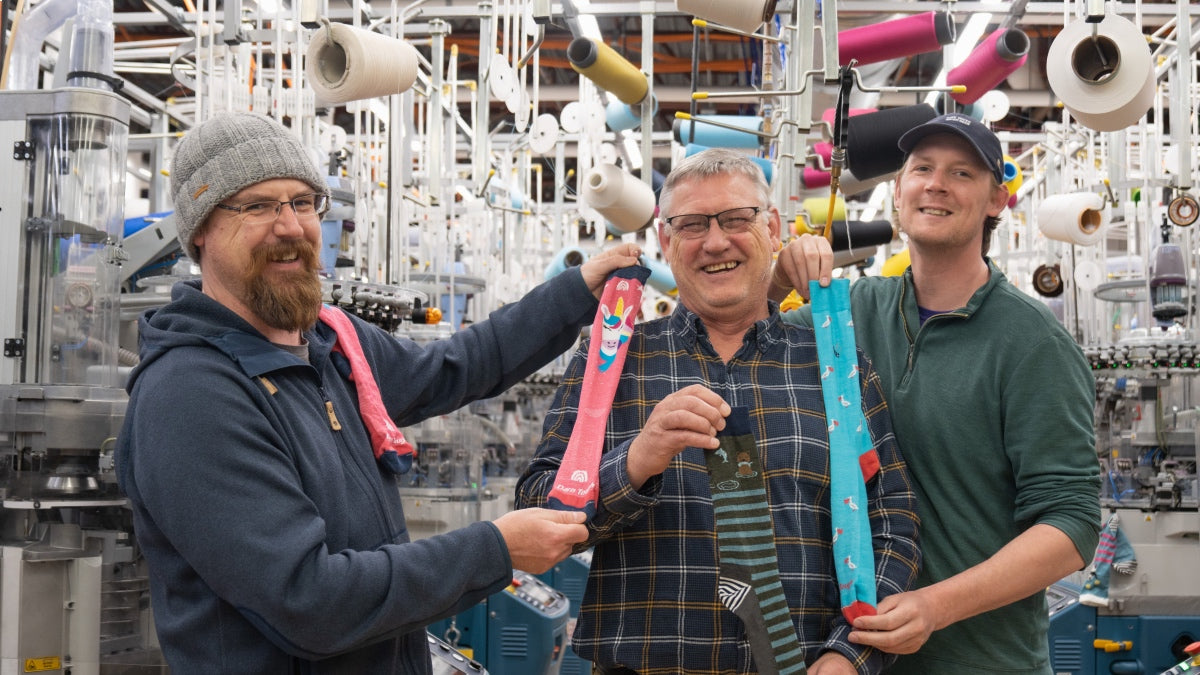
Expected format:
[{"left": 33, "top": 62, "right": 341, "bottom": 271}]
[{"left": 115, "top": 111, "right": 641, "bottom": 673}]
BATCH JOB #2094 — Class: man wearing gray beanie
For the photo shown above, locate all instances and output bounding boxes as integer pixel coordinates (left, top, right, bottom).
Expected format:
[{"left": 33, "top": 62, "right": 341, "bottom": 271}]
[
  {"left": 169, "top": 110, "right": 330, "bottom": 263},
  {"left": 116, "top": 110, "right": 643, "bottom": 673}
]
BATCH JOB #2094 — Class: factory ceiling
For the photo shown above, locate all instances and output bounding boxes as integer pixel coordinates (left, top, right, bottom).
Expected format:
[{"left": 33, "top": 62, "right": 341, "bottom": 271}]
[
  {"left": 9, "top": 0, "right": 1183, "bottom": 202},
  {"left": 92, "top": 1, "right": 1185, "bottom": 137}
]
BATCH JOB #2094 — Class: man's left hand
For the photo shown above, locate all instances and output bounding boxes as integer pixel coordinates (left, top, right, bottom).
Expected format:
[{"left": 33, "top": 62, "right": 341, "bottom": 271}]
[{"left": 848, "top": 589, "right": 938, "bottom": 654}]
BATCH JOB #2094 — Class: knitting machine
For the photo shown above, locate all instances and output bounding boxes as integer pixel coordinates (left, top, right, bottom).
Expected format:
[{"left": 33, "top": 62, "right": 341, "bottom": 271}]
[
  {"left": 393, "top": 384, "right": 561, "bottom": 540},
  {"left": 382, "top": 308, "right": 563, "bottom": 541},
  {"left": 537, "top": 550, "right": 594, "bottom": 675},
  {"left": 428, "top": 570, "right": 570, "bottom": 675},
  {"left": 1048, "top": 312, "right": 1200, "bottom": 673},
  {"left": 0, "top": 87, "right": 137, "bottom": 674}
]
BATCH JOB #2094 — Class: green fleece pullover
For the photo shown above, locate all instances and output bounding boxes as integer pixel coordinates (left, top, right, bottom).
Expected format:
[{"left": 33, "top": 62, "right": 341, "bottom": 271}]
[{"left": 784, "top": 261, "right": 1100, "bottom": 674}]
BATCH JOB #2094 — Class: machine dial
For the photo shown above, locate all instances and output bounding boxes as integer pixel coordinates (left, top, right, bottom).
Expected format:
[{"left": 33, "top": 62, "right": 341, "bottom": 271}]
[{"left": 66, "top": 282, "right": 93, "bottom": 309}]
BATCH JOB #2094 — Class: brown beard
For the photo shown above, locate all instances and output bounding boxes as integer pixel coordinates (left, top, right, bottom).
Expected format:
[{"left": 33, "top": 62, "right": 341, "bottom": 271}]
[{"left": 244, "top": 240, "right": 323, "bottom": 331}]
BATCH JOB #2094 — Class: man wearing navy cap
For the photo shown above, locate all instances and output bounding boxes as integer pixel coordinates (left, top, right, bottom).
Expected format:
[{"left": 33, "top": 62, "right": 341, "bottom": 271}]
[{"left": 770, "top": 114, "right": 1100, "bottom": 674}]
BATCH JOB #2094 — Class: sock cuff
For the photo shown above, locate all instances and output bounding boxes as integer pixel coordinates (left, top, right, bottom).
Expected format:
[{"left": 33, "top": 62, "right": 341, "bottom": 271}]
[{"left": 720, "top": 405, "right": 753, "bottom": 437}]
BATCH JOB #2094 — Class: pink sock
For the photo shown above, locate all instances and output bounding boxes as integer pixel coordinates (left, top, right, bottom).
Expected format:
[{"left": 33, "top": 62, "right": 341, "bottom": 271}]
[{"left": 547, "top": 266, "right": 649, "bottom": 517}]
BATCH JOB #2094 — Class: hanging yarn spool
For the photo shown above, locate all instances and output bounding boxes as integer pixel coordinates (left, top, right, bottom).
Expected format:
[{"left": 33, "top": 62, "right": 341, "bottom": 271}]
[
  {"left": 1168, "top": 195, "right": 1200, "bottom": 227},
  {"left": 821, "top": 107, "right": 877, "bottom": 133},
  {"left": 1003, "top": 156, "right": 1023, "bottom": 208},
  {"left": 652, "top": 296, "right": 677, "bottom": 318},
  {"left": 826, "top": 220, "right": 897, "bottom": 252},
  {"left": 833, "top": 246, "right": 878, "bottom": 268},
  {"left": 1046, "top": 14, "right": 1155, "bottom": 132},
  {"left": 1032, "top": 264, "right": 1065, "bottom": 298},
  {"left": 1037, "top": 193, "right": 1108, "bottom": 246},
  {"left": 838, "top": 11, "right": 955, "bottom": 66},
  {"left": 306, "top": 20, "right": 420, "bottom": 104},
  {"left": 881, "top": 249, "right": 911, "bottom": 277},
  {"left": 583, "top": 163, "right": 657, "bottom": 233},
  {"left": 839, "top": 169, "right": 895, "bottom": 198},
  {"left": 606, "top": 95, "right": 658, "bottom": 132},
  {"left": 673, "top": 116, "right": 763, "bottom": 149},
  {"left": 795, "top": 216, "right": 895, "bottom": 251},
  {"left": 801, "top": 166, "right": 832, "bottom": 189},
  {"left": 675, "top": 0, "right": 778, "bottom": 35},
  {"left": 568, "top": 37, "right": 648, "bottom": 105},
  {"left": 947, "top": 27, "right": 1030, "bottom": 105},
  {"left": 544, "top": 246, "right": 589, "bottom": 281},
  {"left": 813, "top": 141, "right": 833, "bottom": 167},
  {"left": 803, "top": 196, "right": 846, "bottom": 225},
  {"left": 639, "top": 255, "right": 678, "bottom": 295},
  {"left": 846, "top": 104, "right": 937, "bottom": 181}
]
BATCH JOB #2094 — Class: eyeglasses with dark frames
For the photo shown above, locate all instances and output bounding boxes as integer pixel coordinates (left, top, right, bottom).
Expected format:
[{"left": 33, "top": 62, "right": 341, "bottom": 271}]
[
  {"left": 663, "top": 206, "right": 763, "bottom": 239},
  {"left": 215, "top": 193, "right": 330, "bottom": 226}
]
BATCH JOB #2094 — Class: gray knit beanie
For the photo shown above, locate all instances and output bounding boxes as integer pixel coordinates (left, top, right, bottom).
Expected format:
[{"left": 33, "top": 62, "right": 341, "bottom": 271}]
[{"left": 170, "top": 111, "right": 328, "bottom": 261}]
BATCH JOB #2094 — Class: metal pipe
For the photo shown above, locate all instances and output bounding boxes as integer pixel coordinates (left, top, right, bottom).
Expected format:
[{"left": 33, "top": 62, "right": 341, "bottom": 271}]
[{"left": 516, "top": 23, "right": 544, "bottom": 70}]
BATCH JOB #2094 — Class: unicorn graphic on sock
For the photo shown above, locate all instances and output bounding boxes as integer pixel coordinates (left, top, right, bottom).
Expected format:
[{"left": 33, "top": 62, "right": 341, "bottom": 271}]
[{"left": 597, "top": 296, "right": 634, "bottom": 372}]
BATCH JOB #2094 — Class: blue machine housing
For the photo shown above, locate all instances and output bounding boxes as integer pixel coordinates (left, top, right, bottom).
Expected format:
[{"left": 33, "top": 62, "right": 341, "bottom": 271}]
[
  {"left": 1049, "top": 582, "right": 1200, "bottom": 675},
  {"left": 538, "top": 550, "right": 593, "bottom": 675},
  {"left": 429, "top": 570, "right": 569, "bottom": 675}
]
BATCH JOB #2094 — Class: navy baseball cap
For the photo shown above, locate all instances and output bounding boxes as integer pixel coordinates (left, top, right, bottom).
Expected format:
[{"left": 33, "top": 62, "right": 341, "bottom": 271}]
[{"left": 897, "top": 113, "right": 1005, "bottom": 184}]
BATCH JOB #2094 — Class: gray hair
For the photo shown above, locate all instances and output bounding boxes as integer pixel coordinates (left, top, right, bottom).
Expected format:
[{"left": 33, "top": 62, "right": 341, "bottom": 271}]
[{"left": 659, "top": 148, "right": 771, "bottom": 217}]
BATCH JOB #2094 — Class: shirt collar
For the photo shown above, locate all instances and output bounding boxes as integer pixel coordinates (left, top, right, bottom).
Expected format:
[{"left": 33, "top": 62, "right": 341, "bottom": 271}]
[{"left": 666, "top": 300, "right": 781, "bottom": 355}]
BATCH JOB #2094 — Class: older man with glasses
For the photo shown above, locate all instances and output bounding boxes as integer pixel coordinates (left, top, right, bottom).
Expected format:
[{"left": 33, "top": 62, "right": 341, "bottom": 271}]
[
  {"left": 115, "top": 111, "right": 643, "bottom": 673},
  {"left": 516, "top": 148, "right": 920, "bottom": 675}
]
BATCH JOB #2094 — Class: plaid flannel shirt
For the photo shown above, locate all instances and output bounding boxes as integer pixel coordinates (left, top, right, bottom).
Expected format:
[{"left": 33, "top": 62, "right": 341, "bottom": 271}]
[{"left": 516, "top": 303, "right": 921, "bottom": 675}]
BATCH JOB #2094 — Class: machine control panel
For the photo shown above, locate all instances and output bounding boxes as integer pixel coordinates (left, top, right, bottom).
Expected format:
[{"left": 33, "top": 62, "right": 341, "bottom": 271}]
[{"left": 506, "top": 570, "right": 569, "bottom": 616}]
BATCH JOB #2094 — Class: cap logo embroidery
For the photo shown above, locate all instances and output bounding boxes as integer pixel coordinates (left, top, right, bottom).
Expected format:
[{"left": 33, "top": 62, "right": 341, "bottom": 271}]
[
  {"left": 943, "top": 114, "right": 972, "bottom": 126},
  {"left": 193, "top": 184, "right": 210, "bottom": 199}
]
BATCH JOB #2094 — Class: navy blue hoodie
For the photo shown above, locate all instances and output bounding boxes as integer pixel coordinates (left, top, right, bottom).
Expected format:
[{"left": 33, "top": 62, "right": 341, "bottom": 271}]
[{"left": 117, "top": 270, "right": 598, "bottom": 673}]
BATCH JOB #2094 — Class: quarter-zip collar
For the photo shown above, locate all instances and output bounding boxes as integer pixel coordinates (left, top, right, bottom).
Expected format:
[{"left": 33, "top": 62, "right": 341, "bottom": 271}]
[{"left": 898, "top": 257, "right": 1006, "bottom": 343}]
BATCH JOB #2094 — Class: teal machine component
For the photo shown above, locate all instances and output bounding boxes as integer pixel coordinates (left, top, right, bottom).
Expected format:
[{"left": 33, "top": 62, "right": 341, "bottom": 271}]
[{"left": 430, "top": 570, "right": 569, "bottom": 675}]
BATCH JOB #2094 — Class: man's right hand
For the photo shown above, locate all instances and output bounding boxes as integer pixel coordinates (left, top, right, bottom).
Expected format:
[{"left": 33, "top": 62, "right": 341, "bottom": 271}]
[
  {"left": 771, "top": 234, "right": 835, "bottom": 303},
  {"left": 579, "top": 243, "right": 644, "bottom": 299},
  {"left": 493, "top": 508, "right": 589, "bottom": 574},
  {"left": 626, "top": 384, "right": 731, "bottom": 489}
]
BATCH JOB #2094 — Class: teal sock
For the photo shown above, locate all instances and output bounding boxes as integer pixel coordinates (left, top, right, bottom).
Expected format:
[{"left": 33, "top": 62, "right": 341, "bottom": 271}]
[
  {"left": 810, "top": 279, "right": 878, "bottom": 622},
  {"left": 707, "top": 407, "right": 807, "bottom": 675}
]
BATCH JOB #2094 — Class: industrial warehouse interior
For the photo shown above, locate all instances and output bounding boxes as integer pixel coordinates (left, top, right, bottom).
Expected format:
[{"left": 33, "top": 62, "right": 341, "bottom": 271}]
[{"left": 0, "top": 0, "right": 1198, "bottom": 673}]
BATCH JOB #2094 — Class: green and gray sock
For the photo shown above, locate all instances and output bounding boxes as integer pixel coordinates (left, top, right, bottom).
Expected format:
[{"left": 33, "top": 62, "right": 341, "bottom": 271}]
[{"left": 707, "top": 406, "right": 807, "bottom": 675}]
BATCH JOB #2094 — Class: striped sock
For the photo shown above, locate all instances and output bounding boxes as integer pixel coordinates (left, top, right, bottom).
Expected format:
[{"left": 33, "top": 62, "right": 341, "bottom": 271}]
[{"left": 707, "top": 407, "right": 807, "bottom": 675}]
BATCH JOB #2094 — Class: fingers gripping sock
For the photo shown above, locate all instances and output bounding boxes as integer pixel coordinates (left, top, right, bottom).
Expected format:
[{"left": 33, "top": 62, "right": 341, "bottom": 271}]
[
  {"left": 319, "top": 305, "right": 415, "bottom": 474},
  {"left": 707, "top": 407, "right": 808, "bottom": 675},
  {"left": 810, "top": 279, "right": 879, "bottom": 622},
  {"left": 548, "top": 266, "right": 650, "bottom": 518}
]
